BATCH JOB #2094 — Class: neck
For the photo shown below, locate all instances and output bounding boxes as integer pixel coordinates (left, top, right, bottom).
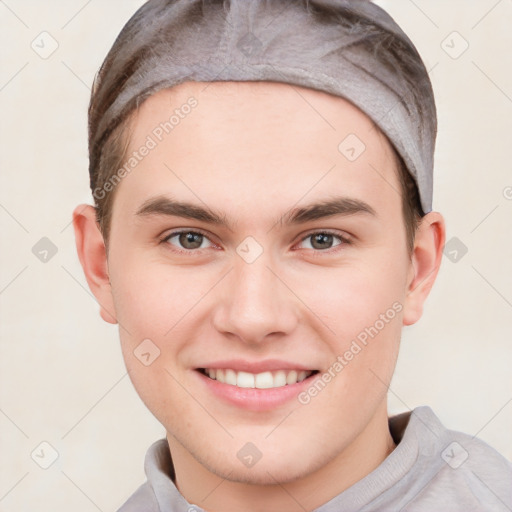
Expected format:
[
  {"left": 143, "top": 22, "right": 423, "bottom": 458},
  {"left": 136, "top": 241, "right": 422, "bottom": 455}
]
[{"left": 167, "top": 403, "right": 396, "bottom": 512}]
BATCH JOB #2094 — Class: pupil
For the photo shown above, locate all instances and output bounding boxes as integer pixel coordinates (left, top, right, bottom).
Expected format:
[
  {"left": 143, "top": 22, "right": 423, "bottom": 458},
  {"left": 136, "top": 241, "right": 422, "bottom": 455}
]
[
  {"left": 312, "top": 233, "right": 333, "bottom": 250},
  {"left": 180, "top": 232, "right": 203, "bottom": 249}
]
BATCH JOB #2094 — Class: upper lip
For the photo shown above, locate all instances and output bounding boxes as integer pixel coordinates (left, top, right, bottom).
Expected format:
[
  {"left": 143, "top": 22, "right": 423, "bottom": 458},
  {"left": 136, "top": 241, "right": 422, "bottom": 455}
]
[{"left": 196, "top": 359, "right": 318, "bottom": 374}]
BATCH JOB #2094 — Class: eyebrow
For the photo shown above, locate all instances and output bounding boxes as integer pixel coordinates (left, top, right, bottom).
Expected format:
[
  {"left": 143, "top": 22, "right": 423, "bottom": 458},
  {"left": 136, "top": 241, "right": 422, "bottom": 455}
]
[{"left": 135, "top": 195, "right": 376, "bottom": 229}]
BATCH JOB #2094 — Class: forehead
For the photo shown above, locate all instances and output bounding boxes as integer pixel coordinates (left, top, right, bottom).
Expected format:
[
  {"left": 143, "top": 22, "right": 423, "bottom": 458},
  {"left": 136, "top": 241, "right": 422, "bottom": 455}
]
[
  {"left": 128, "top": 80, "right": 394, "bottom": 156},
  {"left": 115, "top": 80, "right": 401, "bottom": 223}
]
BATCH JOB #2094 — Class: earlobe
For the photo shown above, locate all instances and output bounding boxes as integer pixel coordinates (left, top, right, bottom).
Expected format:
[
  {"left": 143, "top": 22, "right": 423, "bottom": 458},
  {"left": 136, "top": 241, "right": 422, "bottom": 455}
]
[
  {"left": 72, "top": 204, "right": 118, "bottom": 324},
  {"left": 403, "top": 212, "right": 446, "bottom": 326}
]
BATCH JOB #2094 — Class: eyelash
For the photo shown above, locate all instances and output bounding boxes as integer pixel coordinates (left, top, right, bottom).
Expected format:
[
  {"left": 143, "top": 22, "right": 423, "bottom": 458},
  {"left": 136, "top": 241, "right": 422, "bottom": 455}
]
[{"left": 160, "top": 229, "right": 351, "bottom": 256}]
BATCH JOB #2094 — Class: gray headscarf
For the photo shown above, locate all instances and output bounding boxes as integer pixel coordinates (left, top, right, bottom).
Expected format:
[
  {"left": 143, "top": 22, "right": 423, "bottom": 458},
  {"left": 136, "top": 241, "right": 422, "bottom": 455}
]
[{"left": 90, "top": 0, "right": 436, "bottom": 213}]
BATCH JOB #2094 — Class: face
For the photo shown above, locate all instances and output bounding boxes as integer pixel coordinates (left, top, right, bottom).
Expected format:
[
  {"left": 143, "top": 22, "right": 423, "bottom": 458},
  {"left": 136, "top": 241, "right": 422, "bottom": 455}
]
[{"left": 105, "top": 81, "right": 413, "bottom": 484}]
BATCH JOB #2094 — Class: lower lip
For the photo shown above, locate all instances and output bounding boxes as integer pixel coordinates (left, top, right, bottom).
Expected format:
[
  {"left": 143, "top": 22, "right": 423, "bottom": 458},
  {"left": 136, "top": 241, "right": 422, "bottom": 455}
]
[{"left": 195, "top": 370, "right": 319, "bottom": 411}]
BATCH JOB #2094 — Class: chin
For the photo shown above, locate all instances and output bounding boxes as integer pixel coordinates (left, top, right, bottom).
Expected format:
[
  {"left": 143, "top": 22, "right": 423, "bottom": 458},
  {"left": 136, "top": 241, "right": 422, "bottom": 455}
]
[
  {"left": 202, "top": 448, "right": 325, "bottom": 486},
  {"left": 216, "top": 464, "right": 308, "bottom": 486}
]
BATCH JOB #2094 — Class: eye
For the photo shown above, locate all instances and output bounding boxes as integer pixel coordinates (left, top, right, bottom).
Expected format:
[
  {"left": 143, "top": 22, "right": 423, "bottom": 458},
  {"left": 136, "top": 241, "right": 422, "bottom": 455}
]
[
  {"left": 297, "top": 231, "right": 348, "bottom": 251},
  {"left": 162, "top": 230, "right": 214, "bottom": 251}
]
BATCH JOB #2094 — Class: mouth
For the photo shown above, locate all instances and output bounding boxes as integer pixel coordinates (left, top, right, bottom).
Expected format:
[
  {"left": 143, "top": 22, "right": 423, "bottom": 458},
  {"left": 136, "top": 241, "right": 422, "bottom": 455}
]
[
  {"left": 197, "top": 368, "right": 320, "bottom": 389},
  {"left": 193, "top": 360, "right": 322, "bottom": 411}
]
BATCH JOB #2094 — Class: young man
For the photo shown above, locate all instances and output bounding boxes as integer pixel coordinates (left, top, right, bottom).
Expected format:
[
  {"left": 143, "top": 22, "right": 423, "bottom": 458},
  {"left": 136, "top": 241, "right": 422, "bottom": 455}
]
[{"left": 73, "top": 0, "right": 512, "bottom": 510}]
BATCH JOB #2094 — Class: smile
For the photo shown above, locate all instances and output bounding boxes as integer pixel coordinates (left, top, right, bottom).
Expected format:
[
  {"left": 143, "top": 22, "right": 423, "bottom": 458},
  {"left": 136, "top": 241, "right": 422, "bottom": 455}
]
[{"left": 199, "top": 368, "right": 318, "bottom": 389}]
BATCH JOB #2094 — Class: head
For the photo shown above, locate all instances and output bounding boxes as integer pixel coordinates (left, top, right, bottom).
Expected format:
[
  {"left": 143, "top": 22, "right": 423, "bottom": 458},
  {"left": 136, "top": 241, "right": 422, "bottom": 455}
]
[{"left": 74, "top": 0, "right": 445, "bottom": 490}]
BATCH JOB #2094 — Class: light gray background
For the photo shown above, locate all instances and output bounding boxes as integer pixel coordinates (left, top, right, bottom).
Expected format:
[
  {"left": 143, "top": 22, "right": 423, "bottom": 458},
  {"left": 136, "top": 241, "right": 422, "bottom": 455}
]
[{"left": 1, "top": 1, "right": 511, "bottom": 510}]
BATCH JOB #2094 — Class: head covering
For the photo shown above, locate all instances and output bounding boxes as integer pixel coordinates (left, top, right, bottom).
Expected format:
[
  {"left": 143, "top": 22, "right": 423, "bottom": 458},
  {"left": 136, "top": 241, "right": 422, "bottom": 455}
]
[{"left": 90, "top": 0, "right": 436, "bottom": 213}]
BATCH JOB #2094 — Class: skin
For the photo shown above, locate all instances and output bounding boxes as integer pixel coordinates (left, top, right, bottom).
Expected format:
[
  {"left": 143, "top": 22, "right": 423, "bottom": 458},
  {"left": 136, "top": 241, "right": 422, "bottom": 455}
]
[{"left": 73, "top": 81, "right": 445, "bottom": 511}]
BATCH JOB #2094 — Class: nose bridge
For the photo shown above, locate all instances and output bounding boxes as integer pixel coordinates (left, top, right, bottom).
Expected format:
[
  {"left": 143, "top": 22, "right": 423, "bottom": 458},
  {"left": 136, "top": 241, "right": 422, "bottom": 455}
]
[{"left": 212, "top": 253, "right": 297, "bottom": 344}]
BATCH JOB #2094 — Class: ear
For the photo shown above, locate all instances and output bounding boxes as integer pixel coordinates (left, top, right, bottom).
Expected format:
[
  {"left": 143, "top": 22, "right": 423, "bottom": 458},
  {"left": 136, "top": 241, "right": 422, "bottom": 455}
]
[
  {"left": 72, "top": 204, "right": 118, "bottom": 324},
  {"left": 403, "top": 211, "right": 446, "bottom": 326}
]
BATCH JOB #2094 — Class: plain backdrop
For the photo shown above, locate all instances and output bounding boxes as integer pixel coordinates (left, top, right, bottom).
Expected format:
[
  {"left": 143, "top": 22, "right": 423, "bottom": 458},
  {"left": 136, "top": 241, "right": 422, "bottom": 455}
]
[{"left": 1, "top": 1, "right": 511, "bottom": 510}]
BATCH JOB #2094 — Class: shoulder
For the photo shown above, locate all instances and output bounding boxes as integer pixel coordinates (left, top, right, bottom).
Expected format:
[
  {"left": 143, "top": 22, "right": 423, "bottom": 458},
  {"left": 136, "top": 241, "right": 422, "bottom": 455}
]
[
  {"left": 411, "top": 406, "right": 511, "bottom": 475},
  {"left": 437, "top": 420, "right": 512, "bottom": 503},
  {"left": 401, "top": 406, "right": 512, "bottom": 511}
]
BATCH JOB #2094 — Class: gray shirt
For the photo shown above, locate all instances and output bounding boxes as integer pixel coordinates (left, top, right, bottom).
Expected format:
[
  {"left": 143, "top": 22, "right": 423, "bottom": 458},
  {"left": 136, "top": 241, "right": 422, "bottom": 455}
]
[{"left": 117, "top": 406, "right": 512, "bottom": 511}]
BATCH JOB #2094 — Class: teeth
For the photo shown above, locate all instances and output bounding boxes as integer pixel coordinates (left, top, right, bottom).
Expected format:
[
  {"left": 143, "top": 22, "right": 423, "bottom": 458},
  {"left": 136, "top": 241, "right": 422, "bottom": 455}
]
[
  {"left": 254, "top": 371, "right": 273, "bottom": 389},
  {"left": 204, "top": 368, "right": 314, "bottom": 388},
  {"left": 273, "top": 370, "right": 287, "bottom": 387},
  {"left": 225, "top": 369, "right": 237, "bottom": 386},
  {"left": 237, "top": 371, "right": 255, "bottom": 388},
  {"left": 286, "top": 370, "right": 298, "bottom": 385},
  {"left": 297, "top": 370, "right": 307, "bottom": 382}
]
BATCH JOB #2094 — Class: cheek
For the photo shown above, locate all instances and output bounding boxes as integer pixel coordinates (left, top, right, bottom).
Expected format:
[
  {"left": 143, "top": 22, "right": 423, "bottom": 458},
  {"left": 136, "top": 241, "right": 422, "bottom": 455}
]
[
  {"left": 290, "top": 252, "right": 407, "bottom": 340},
  {"left": 288, "top": 250, "right": 406, "bottom": 400},
  {"left": 108, "top": 256, "right": 202, "bottom": 425},
  {"left": 108, "top": 255, "right": 222, "bottom": 403},
  {"left": 295, "top": 273, "right": 403, "bottom": 428},
  {"left": 109, "top": 254, "right": 213, "bottom": 339}
]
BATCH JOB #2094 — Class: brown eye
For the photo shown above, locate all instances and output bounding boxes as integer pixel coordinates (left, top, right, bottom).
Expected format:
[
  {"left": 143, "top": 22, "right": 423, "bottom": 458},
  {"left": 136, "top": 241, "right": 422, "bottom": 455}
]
[
  {"left": 164, "top": 231, "right": 212, "bottom": 250},
  {"left": 311, "top": 233, "right": 334, "bottom": 250},
  {"left": 298, "top": 232, "right": 346, "bottom": 251}
]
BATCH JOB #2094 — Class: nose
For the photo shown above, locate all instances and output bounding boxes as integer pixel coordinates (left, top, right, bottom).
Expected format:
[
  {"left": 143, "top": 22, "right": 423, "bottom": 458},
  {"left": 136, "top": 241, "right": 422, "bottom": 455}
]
[{"left": 211, "top": 256, "right": 298, "bottom": 345}]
